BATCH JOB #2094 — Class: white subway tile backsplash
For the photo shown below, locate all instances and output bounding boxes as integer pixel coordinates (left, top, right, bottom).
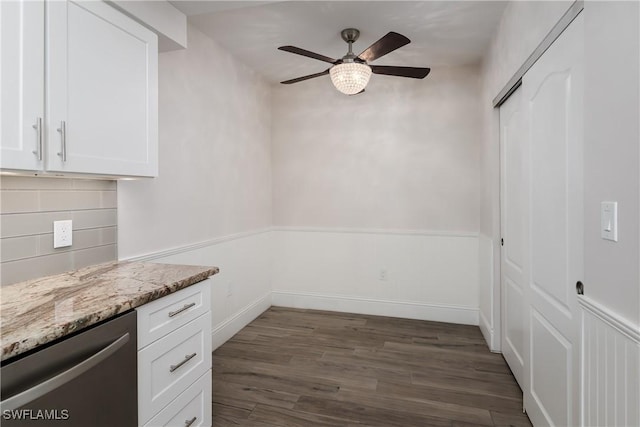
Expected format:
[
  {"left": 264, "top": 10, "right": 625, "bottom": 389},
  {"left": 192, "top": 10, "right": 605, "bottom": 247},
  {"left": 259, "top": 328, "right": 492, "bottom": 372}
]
[
  {"left": 0, "top": 236, "right": 38, "bottom": 262},
  {"left": 72, "top": 179, "right": 117, "bottom": 191},
  {"left": 100, "top": 226, "right": 117, "bottom": 245},
  {"left": 1, "top": 212, "right": 71, "bottom": 238},
  {"left": 0, "top": 176, "right": 74, "bottom": 190},
  {"left": 39, "top": 191, "right": 103, "bottom": 212},
  {"left": 36, "top": 227, "right": 117, "bottom": 257},
  {"left": 1, "top": 176, "right": 117, "bottom": 285},
  {"left": 72, "top": 209, "right": 118, "bottom": 230},
  {"left": 100, "top": 191, "right": 118, "bottom": 208},
  {"left": 73, "top": 244, "right": 117, "bottom": 269},
  {"left": 1, "top": 209, "right": 117, "bottom": 238},
  {"left": 0, "top": 191, "right": 40, "bottom": 214},
  {"left": 1, "top": 252, "right": 74, "bottom": 285}
]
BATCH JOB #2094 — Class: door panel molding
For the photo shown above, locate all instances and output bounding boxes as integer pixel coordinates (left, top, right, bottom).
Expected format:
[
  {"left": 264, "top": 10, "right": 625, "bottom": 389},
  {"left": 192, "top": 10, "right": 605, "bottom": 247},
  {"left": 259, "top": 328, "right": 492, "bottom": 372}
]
[
  {"left": 500, "top": 84, "right": 527, "bottom": 389},
  {"left": 522, "top": 12, "right": 583, "bottom": 427},
  {"left": 500, "top": 12, "right": 583, "bottom": 427},
  {"left": 530, "top": 309, "right": 573, "bottom": 426}
]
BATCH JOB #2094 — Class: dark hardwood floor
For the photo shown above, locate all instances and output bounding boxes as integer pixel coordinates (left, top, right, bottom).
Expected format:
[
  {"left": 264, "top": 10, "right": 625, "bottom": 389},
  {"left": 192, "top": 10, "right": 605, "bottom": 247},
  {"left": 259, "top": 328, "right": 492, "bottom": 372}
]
[{"left": 212, "top": 307, "right": 532, "bottom": 427}]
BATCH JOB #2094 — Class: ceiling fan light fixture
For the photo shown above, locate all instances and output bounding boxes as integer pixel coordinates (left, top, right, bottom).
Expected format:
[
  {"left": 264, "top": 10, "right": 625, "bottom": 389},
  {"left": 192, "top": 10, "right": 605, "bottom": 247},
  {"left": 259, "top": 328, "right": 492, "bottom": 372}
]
[{"left": 329, "top": 62, "right": 372, "bottom": 95}]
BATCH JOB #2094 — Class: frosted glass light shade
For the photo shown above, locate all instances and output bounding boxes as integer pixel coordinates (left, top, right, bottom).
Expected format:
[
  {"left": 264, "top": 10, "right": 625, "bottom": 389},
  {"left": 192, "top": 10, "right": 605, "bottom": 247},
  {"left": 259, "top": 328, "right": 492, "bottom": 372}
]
[{"left": 329, "top": 63, "right": 372, "bottom": 95}]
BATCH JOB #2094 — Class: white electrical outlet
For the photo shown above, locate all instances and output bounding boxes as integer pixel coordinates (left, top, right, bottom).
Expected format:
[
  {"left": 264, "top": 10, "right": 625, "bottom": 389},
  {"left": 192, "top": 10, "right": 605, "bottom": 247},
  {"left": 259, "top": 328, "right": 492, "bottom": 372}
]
[
  {"left": 379, "top": 269, "right": 388, "bottom": 281},
  {"left": 53, "top": 220, "right": 73, "bottom": 248},
  {"left": 227, "top": 281, "right": 233, "bottom": 297}
]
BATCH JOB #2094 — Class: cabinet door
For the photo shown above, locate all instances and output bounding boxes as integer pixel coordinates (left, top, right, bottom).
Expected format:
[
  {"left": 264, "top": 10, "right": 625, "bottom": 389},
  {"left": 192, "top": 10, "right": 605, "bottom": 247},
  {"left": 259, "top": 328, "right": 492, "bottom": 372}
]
[
  {"left": 0, "top": 0, "right": 45, "bottom": 171},
  {"left": 46, "top": 0, "right": 158, "bottom": 177}
]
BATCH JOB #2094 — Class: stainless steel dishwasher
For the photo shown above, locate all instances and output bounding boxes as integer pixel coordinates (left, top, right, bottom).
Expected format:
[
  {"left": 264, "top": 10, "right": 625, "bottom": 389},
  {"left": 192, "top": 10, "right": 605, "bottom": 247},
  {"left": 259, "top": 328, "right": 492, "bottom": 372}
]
[{"left": 1, "top": 310, "right": 137, "bottom": 426}]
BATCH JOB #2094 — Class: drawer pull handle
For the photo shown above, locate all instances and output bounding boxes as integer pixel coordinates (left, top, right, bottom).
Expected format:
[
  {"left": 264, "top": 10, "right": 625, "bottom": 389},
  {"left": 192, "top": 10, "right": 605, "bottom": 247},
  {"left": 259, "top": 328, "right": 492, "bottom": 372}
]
[
  {"left": 185, "top": 416, "right": 197, "bottom": 427},
  {"left": 168, "top": 302, "right": 196, "bottom": 317},
  {"left": 169, "top": 353, "right": 197, "bottom": 372}
]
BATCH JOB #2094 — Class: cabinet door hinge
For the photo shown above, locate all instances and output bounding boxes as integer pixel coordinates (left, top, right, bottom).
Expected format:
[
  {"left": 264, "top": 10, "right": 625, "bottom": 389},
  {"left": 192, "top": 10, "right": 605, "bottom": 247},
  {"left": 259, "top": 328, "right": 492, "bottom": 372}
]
[{"left": 501, "top": 238, "right": 504, "bottom": 246}]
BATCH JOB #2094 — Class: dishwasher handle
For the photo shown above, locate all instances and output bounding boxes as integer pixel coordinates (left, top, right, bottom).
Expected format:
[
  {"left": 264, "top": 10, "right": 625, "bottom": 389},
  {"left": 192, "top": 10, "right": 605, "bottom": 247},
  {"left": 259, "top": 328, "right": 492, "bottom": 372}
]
[{"left": 0, "top": 333, "right": 130, "bottom": 411}]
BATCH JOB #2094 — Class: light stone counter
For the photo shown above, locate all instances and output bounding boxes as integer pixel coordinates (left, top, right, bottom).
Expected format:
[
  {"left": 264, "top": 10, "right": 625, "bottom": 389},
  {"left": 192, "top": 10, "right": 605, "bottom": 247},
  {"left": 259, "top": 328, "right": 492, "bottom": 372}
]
[{"left": 0, "top": 261, "right": 219, "bottom": 361}]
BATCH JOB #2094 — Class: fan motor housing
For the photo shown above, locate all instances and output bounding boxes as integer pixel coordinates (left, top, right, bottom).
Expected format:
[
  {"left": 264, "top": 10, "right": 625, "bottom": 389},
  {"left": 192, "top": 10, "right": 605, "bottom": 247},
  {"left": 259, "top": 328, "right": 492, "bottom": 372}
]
[
  {"left": 340, "top": 28, "right": 361, "bottom": 63},
  {"left": 341, "top": 28, "right": 360, "bottom": 43}
]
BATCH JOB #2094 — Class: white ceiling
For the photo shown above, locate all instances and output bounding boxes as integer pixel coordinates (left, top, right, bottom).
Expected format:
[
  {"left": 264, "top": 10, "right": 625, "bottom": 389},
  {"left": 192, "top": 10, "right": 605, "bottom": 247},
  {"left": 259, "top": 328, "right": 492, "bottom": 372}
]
[{"left": 170, "top": 1, "right": 507, "bottom": 84}]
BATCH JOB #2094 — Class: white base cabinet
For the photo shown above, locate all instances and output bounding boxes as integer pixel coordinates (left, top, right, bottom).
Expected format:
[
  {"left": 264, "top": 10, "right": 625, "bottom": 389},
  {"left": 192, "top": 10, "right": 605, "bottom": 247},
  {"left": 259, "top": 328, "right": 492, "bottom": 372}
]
[
  {"left": 144, "top": 373, "right": 212, "bottom": 427},
  {"left": 137, "top": 280, "right": 212, "bottom": 427}
]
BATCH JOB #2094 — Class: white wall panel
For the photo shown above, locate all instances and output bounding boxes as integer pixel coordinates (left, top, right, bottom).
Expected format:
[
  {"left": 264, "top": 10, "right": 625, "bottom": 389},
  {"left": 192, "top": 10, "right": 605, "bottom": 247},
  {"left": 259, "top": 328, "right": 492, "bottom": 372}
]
[
  {"left": 581, "top": 297, "right": 640, "bottom": 427},
  {"left": 126, "top": 227, "right": 480, "bottom": 348},
  {"left": 272, "top": 228, "right": 479, "bottom": 325},
  {"left": 146, "top": 230, "right": 273, "bottom": 351}
]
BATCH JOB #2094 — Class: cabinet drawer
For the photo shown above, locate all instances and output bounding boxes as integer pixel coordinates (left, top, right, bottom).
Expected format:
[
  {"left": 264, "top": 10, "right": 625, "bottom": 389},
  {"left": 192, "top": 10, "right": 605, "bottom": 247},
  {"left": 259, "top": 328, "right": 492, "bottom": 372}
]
[
  {"left": 137, "top": 279, "right": 211, "bottom": 349},
  {"left": 138, "top": 312, "right": 212, "bottom": 425},
  {"left": 143, "top": 371, "right": 211, "bottom": 427}
]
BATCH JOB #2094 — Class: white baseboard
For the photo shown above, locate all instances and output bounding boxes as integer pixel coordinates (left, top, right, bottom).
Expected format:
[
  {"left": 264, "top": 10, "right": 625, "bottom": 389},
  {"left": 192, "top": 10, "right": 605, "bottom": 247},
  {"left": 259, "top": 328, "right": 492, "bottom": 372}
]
[
  {"left": 211, "top": 292, "right": 271, "bottom": 350},
  {"left": 479, "top": 310, "right": 499, "bottom": 352},
  {"left": 274, "top": 226, "right": 478, "bottom": 238},
  {"left": 271, "top": 290, "right": 479, "bottom": 325}
]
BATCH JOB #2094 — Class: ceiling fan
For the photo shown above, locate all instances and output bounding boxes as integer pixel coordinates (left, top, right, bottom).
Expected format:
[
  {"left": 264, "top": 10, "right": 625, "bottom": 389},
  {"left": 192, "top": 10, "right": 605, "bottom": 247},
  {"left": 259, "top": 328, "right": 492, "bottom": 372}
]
[{"left": 278, "top": 28, "right": 431, "bottom": 95}]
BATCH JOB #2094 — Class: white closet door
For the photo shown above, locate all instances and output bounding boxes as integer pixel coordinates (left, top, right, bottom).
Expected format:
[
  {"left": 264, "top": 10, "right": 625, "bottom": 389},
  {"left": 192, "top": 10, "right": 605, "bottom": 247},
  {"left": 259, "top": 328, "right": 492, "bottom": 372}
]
[
  {"left": 500, "top": 86, "right": 527, "bottom": 389},
  {"left": 0, "top": 0, "right": 45, "bottom": 171},
  {"left": 522, "top": 13, "right": 584, "bottom": 427}
]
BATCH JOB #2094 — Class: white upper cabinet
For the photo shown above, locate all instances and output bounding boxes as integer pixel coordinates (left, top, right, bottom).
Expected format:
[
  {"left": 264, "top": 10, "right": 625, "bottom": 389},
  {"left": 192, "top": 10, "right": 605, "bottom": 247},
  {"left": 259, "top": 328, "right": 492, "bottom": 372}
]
[
  {"left": 0, "top": 1, "right": 46, "bottom": 171},
  {"left": 47, "top": 1, "right": 158, "bottom": 177},
  {"left": 1, "top": 0, "right": 158, "bottom": 178}
]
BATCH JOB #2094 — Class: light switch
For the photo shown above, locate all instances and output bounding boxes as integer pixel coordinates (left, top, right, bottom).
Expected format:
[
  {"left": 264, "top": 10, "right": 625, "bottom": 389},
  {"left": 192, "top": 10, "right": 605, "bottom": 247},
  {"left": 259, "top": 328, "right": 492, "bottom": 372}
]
[{"left": 601, "top": 202, "right": 618, "bottom": 242}]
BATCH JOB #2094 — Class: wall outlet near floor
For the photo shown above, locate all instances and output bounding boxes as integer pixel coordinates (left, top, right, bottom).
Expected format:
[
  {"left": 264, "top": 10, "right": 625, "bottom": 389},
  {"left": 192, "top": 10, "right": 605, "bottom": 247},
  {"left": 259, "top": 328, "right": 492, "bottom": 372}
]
[
  {"left": 379, "top": 269, "right": 388, "bottom": 281},
  {"left": 53, "top": 220, "right": 73, "bottom": 248},
  {"left": 227, "top": 281, "right": 233, "bottom": 297}
]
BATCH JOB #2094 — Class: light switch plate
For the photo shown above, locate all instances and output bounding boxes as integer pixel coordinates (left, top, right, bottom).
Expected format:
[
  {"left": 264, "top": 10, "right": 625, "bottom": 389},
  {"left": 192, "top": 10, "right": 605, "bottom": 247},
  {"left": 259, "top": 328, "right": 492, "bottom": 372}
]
[
  {"left": 53, "top": 220, "right": 73, "bottom": 248},
  {"left": 601, "top": 202, "right": 618, "bottom": 242}
]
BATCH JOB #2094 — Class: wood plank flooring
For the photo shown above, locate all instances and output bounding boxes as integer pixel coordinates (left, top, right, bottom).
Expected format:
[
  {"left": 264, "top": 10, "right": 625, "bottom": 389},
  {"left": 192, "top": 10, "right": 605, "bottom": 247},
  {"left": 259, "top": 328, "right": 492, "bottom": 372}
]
[{"left": 212, "top": 307, "right": 532, "bottom": 427}]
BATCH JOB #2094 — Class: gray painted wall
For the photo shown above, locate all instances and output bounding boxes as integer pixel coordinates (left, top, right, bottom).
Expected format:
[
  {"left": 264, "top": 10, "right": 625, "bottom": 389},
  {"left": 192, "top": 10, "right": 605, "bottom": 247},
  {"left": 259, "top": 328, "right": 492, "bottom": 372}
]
[
  {"left": 584, "top": 1, "right": 640, "bottom": 326},
  {"left": 117, "top": 24, "right": 272, "bottom": 260},
  {"left": 271, "top": 64, "right": 482, "bottom": 232}
]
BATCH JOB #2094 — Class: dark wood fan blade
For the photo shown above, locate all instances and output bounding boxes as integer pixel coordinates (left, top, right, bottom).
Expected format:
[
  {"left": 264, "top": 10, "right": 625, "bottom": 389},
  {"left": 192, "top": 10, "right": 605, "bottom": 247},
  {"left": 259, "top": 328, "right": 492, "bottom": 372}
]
[
  {"left": 278, "top": 46, "right": 337, "bottom": 64},
  {"left": 349, "top": 89, "right": 365, "bottom": 96},
  {"left": 280, "top": 69, "right": 330, "bottom": 84},
  {"left": 371, "top": 65, "right": 431, "bottom": 79},
  {"left": 358, "top": 32, "right": 410, "bottom": 62}
]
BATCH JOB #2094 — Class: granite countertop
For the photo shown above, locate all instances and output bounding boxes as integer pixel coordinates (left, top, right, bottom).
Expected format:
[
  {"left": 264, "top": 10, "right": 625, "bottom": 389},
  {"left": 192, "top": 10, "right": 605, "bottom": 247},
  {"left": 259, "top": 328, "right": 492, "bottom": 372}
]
[{"left": 0, "top": 261, "right": 219, "bottom": 361}]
